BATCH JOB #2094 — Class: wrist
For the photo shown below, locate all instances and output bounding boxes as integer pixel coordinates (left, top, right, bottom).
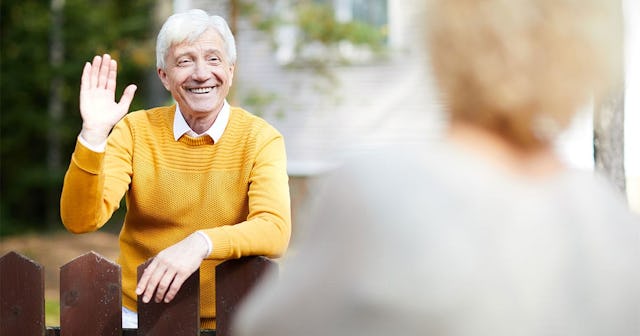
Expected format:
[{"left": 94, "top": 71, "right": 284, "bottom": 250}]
[
  {"left": 193, "top": 231, "right": 213, "bottom": 259},
  {"left": 80, "top": 127, "right": 110, "bottom": 147}
]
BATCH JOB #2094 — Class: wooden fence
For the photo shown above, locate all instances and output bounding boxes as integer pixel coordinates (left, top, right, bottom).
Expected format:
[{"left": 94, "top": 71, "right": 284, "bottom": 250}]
[{"left": 0, "top": 251, "right": 275, "bottom": 336}]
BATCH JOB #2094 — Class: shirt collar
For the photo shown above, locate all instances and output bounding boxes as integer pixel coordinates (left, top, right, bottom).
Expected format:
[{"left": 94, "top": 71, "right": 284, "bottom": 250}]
[{"left": 173, "top": 101, "right": 230, "bottom": 142}]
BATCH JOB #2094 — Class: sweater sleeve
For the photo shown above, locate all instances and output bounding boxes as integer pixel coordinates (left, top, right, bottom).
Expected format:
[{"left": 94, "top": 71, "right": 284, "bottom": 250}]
[
  {"left": 202, "top": 129, "right": 292, "bottom": 260},
  {"left": 60, "top": 118, "right": 134, "bottom": 233}
]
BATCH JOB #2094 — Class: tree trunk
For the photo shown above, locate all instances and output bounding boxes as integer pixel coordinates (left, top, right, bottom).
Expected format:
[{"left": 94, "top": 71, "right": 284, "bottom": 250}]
[
  {"left": 593, "top": 0, "right": 626, "bottom": 197},
  {"left": 594, "top": 87, "right": 626, "bottom": 195},
  {"left": 47, "top": 0, "right": 65, "bottom": 229},
  {"left": 145, "top": 0, "right": 173, "bottom": 107},
  {"left": 228, "top": 0, "right": 238, "bottom": 104}
]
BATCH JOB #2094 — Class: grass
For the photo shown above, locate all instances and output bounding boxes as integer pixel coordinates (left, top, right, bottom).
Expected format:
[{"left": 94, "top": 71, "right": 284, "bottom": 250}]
[{"left": 45, "top": 300, "right": 60, "bottom": 326}]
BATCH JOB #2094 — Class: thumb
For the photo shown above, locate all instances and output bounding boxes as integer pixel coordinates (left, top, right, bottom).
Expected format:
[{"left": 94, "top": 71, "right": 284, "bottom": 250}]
[{"left": 118, "top": 84, "right": 137, "bottom": 109}]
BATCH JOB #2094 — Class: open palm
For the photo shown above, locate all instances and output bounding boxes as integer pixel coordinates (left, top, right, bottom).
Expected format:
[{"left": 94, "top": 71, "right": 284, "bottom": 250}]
[{"left": 79, "top": 54, "right": 137, "bottom": 145}]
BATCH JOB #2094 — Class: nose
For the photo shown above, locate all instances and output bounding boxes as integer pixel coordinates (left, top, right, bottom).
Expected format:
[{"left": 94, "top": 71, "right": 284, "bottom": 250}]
[{"left": 191, "top": 61, "right": 211, "bottom": 81}]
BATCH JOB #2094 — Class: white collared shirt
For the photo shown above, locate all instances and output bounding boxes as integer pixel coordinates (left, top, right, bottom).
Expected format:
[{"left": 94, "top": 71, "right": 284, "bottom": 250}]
[{"left": 173, "top": 100, "right": 230, "bottom": 142}]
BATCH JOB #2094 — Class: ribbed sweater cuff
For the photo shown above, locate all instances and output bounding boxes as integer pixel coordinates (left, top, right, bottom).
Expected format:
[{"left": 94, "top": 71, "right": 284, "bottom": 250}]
[
  {"left": 73, "top": 139, "right": 105, "bottom": 174},
  {"left": 202, "top": 229, "right": 232, "bottom": 259}
]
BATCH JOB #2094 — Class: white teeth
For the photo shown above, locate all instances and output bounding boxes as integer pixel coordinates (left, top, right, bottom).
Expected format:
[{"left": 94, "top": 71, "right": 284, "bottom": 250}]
[{"left": 189, "top": 87, "right": 213, "bottom": 94}]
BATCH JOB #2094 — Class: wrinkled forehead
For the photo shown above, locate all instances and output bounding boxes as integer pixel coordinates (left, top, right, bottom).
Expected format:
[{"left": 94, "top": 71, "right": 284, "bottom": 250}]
[
  {"left": 170, "top": 28, "right": 227, "bottom": 54},
  {"left": 172, "top": 27, "right": 222, "bottom": 47}
]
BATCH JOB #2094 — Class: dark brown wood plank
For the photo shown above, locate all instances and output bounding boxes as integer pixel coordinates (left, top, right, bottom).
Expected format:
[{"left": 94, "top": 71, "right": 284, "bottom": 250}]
[
  {"left": 60, "top": 251, "right": 122, "bottom": 335},
  {"left": 46, "top": 327, "right": 216, "bottom": 335},
  {"left": 136, "top": 259, "right": 200, "bottom": 336},
  {"left": 45, "top": 326, "right": 60, "bottom": 336},
  {"left": 0, "top": 251, "right": 45, "bottom": 336},
  {"left": 215, "top": 257, "right": 276, "bottom": 336}
]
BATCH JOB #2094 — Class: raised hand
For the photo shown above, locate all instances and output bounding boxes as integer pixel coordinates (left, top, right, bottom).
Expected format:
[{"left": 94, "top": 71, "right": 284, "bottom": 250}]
[
  {"left": 79, "top": 54, "right": 137, "bottom": 146},
  {"left": 136, "top": 232, "right": 209, "bottom": 304}
]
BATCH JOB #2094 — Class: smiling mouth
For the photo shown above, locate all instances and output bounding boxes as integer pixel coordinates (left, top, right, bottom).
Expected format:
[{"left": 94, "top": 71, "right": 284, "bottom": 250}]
[{"left": 188, "top": 87, "right": 214, "bottom": 94}]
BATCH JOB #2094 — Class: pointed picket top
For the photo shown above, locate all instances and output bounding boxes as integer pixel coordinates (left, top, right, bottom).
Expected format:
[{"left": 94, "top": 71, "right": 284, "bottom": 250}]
[
  {"left": 60, "top": 251, "right": 121, "bottom": 336},
  {"left": 137, "top": 258, "right": 200, "bottom": 335},
  {"left": 0, "top": 251, "right": 45, "bottom": 336}
]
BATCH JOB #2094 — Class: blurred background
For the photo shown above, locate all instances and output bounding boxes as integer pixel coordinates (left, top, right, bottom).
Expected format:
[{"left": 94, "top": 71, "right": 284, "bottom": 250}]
[{"left": 1, "top": 0, "right": 639, "bottom": 325}]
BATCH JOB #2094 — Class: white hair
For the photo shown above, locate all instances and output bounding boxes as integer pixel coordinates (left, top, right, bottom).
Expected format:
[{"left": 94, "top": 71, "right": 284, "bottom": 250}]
[{"left": 156, "top": 9, "right": 237, "bottom": 70}]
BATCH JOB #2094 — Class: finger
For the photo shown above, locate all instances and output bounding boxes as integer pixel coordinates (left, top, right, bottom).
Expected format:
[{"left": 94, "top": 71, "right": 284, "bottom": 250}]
[
  {"left": 80, "top": 62, "right": 91, "bottom": 92},
  {"left": 97, "top": 54, "right": 111, "bottom": 89},
  {"left": 155, "top": 271, "right": 177, "bottom": 303},
  {"left": 90, "top": 55, "right": 102, "bottom": 88},
  {"left": 142, "top": 266, "right": 168, "bottom": 303},
  {"left": 118, "top": 84, "right": 138, "bottom": 110},
  {"left": 136, "top": 260, "right": 158, "bottom": 296},
  {"left": 106, "top": 59, "right": 118, "bottom": 93},
  {"left": 163, "top": 273, "right": 187, "bottom": 303}
]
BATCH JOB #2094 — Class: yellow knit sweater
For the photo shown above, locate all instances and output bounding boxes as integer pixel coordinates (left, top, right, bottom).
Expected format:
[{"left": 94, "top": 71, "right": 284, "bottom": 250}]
[{"left": 60, "top": 105, "right": 291, "bottom": 329}]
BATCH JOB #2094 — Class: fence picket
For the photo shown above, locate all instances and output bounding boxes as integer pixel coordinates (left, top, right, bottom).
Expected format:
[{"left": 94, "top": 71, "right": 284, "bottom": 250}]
[
  {"left": 0, "top": 251, "right": 45, "bottom": 336},
  {"left": 59, "top": 251, "right": 121, "bottom": 335},
  {"left": 1, "top": 251, "right": 272, "bottom": 335},
  {"left": 215, "top": 256, "right": 276, "bottom": 336},
  {"left": 136, "top": 259, "right": 200, "bottom": 336}
]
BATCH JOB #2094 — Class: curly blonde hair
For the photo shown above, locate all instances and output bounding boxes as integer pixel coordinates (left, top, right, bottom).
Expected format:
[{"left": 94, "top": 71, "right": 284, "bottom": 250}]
[{"left": 425, "top": 0, "right": 623, "bottom": 148}]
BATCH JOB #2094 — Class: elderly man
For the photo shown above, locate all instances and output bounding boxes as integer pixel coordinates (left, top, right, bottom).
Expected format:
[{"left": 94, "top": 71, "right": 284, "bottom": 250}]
[{"left": 60, "top": 9, "right": 291, "bottom": 329}]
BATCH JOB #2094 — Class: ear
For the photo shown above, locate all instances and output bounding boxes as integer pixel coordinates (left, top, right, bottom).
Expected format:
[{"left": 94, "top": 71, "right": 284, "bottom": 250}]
[
  {"left": 157, "top": 68, "right": 171, "bottom": 91},
  {"left": 228, "top": 64, "right": 235, "bottom": 87}
]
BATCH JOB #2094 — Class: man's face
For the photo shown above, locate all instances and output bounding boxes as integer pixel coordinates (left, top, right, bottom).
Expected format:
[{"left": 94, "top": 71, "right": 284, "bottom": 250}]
[{"left": 158, "top": 28, "right": 234, "bottom": 117}]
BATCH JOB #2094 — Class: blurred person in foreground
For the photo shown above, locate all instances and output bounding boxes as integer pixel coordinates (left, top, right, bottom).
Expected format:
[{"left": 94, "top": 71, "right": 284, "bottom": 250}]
[
  {"left": 233, "top": 0, "right": 639, "bottom": 335},
  {"left": 60, "top": 9, "right": 291, "bottom": 329}
]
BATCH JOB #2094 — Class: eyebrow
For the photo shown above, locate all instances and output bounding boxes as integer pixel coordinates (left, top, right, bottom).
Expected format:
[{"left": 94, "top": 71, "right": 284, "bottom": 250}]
[{"left": 173, "top": 46, "right": 224, "bottom": 58}]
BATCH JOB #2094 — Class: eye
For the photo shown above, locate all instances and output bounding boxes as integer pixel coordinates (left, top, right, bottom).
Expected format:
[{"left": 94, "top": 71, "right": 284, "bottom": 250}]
[
  {"left": 177, "top": 58, "right": 193, "bottom": 66},
  {"left": 208, "top": 56, "right": 221, "bottom": 63}
]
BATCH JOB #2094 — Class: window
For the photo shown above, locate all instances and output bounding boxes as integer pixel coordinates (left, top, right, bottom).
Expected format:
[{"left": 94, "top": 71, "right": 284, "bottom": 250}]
[
  {"left": 335, "top": 0, "right": 387, "bottom": 29},
  {"left": 274, "top": 0, "right": 389, "bottom": 65}
]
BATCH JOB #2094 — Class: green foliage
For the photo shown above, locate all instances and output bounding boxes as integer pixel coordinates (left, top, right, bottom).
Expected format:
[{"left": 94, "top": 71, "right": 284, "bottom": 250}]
[
  {"left": 0, "top": 0, "right": 158, "bottom": 236},
  {"left": 294, "top": 1, "right": 384, "bottom": 50},
  {"left": 239, "top": 87, "right": 286, "bottom": 120}
]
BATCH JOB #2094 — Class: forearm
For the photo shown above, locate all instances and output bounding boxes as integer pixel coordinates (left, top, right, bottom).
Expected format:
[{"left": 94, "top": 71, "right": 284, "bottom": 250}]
[
  {"left": 203, "top": 135, "right": 291, "bottom": 259},
  {"left": 60, "top": 140, "right": 122, "bottom": 233},
  {"left": 202, "top": 212, "right": 291, "bottom": 260}
]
